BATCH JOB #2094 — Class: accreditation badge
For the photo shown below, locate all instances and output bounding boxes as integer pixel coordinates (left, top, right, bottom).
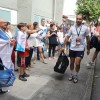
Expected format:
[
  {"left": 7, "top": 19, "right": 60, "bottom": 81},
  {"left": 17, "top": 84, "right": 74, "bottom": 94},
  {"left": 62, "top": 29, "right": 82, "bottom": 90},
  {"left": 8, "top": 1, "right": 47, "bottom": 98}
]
[{"left": 76, "top": 37, "right": 81, "bottom": 46}]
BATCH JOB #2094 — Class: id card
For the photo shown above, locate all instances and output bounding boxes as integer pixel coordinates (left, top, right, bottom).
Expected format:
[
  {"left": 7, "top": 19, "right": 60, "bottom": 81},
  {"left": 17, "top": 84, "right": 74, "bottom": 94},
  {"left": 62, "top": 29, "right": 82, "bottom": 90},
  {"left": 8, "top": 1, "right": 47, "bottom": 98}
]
[{"left": 76, "top": 37, "right": 81, "bottom": 46}]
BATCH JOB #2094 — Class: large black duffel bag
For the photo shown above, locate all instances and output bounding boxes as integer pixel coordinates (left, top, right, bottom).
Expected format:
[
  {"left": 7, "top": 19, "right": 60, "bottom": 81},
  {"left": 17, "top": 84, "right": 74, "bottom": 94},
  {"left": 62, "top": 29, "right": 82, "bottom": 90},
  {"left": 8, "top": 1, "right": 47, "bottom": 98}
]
[{"left": 54, "top": 52, "right": 69, "bottom": 74}]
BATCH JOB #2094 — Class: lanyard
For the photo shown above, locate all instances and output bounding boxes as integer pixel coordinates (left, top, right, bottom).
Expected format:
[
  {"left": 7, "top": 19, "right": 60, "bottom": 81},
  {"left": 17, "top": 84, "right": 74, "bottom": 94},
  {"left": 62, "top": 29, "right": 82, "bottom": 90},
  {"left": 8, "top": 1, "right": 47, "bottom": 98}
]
[{"left": 76, "top": 25, "right": 82, "bottom": 36}]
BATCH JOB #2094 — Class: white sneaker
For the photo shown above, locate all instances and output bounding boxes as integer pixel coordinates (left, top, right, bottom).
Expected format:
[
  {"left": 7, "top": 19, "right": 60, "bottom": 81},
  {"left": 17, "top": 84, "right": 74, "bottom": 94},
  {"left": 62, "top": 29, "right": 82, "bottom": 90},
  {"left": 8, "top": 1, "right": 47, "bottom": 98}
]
[
  {"left": 73, "top": 75, "right": 78, "bottom": 83},
  {"left": 86, "top": 61, "right": 95, "bottom": 68},
  {"left": 68, "top": 74, "right": 74, "bottom": 81},
  {"left": 47, "top": 49, "right": 48, "bottom": 53}
]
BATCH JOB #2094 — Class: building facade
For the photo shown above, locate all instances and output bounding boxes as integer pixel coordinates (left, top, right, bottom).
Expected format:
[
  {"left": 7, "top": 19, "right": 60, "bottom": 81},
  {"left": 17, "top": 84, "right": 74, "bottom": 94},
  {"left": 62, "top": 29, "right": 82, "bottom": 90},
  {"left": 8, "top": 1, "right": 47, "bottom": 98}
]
[{"left": 0, "top": 0, "right": 64, "bottom": 24}]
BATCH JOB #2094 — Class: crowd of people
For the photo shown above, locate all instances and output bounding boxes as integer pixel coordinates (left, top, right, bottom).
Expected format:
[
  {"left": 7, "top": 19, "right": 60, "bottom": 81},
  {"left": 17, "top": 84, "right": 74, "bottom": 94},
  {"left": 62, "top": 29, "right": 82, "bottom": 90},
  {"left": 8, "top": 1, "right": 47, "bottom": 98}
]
[{"left": 0, "top": 14, "right": 100, "bottom": 93}]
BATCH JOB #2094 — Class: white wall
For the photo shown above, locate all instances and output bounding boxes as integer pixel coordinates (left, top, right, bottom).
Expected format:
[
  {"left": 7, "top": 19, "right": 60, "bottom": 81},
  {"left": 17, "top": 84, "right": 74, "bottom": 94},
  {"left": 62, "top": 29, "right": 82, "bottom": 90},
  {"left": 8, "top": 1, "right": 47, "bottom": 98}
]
[
  {"left": 0, "top": 0, "right": 17, "bottom": 10},
  {"left": 55, "top": 0, "right": 64, "bottom": 24},
  {"left": 17, "top": 0, "right": 32, "bottom": 23},
  {"left": 32, "top": 0, "right": 54, "bottom": 22}
]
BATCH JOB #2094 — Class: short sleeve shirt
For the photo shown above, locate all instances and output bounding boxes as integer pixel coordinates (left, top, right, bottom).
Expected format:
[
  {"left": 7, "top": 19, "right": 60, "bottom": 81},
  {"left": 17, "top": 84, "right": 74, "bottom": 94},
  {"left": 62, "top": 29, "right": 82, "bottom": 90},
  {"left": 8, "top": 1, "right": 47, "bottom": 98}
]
[{"left": 67, "top": 24, "right": 89, "bottom": 51}]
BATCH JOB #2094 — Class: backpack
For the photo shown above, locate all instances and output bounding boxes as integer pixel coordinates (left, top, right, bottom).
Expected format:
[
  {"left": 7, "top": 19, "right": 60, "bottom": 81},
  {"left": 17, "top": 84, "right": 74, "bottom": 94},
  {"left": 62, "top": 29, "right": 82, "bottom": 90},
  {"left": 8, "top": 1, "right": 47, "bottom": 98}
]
[
  {"left": 0, "top": 63, "right": 16, "bottom": 87},
  {"left": 90, "top": 36, "right": 98, "bottom": 49},
  {"left": 54, "top": 52, "right": 69, "bottom": 74}
]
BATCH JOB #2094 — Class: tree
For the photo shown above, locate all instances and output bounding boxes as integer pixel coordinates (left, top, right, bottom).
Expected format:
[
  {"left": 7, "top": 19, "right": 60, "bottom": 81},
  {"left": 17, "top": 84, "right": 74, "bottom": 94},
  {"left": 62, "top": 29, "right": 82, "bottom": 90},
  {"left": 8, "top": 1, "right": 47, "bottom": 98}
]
[{"left": 76, "top": 0, "right": 100, "bottom": 22}]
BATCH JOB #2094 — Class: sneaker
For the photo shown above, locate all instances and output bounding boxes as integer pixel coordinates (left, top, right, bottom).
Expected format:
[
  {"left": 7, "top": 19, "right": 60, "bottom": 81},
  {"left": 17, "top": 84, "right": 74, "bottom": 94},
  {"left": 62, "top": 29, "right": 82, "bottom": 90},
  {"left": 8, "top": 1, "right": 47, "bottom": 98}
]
[
  {"left": 68, "top": 74, "right": 74, "bottom": 81},
  {"left": 43, "top": 61, "right": 48, "bottom": 64},
  {"left": 86, "top": 61, "right": 95, "bottom": 68},
  {"left": 44, "top": 56, "right": 46, "bottom": 59},
  {"left": 0, "top": 89, "right": 10, "bottom": 94},
  {"left": 53, "top": 57, "right": 57, "bottom": 60},
  {"left": 73, "top": 75, "right": 78, "bottom": 83},
  {"left": 23, "top": 73, "right": 30, "bottom": 77},
  {"left": 48, "top": 57, "right": 51, "bottom": 60},
  {"left": 47, "top": 49, "right": 48, "bottom": 53},
  {"left": 19, "top": 75, "right": 27, "bottom": 81}
]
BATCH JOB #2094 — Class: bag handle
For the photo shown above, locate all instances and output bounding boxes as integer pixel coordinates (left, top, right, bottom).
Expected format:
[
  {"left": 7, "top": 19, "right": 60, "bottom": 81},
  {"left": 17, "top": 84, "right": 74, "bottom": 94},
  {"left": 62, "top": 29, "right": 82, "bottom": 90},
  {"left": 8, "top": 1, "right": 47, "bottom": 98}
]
[
  {"left": 60, "top": 51, "right": 66, "bottom": 56},
  {"left": 0, "top": 62, "right": 10, "bottom": 71}
]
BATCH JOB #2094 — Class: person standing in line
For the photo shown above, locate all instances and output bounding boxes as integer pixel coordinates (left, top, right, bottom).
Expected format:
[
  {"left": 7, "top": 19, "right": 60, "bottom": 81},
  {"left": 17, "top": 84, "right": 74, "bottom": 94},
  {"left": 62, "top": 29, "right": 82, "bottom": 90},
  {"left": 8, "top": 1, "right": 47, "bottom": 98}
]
[
  {"left": 25, "top": 24, "right": 37, "bottom": 70},
  {"left": 65, "top": 24, "right": 71, "bottom": 55},
  {"left": 61, "top": 14, "right": 90, "bottom": 83},
  {"left": 60, "top": 19, "right": 67, "bottom": 37},
  {"left": 37, "top": 18, "right": 47, "bottom": 59},
  {"left": 5, "top": 22, "right": 18, "bottom": 71},
  {"left": 32, "top": 22, "right": 47, "bottom": 64},
  {"left": 47, "top": 23, "right": 58, "bottom": 60},
  {"left": 87, "top": 22, "right": 100, "bottom": 67},
  {"left": 57, "top": 27, "right": 64, "bottom": 55},
  {"left": 16, "top": 23, "right": 30, "bottom": 81},
  {"left": 0, "top": 18, "right": 15, "bottom": 93}
]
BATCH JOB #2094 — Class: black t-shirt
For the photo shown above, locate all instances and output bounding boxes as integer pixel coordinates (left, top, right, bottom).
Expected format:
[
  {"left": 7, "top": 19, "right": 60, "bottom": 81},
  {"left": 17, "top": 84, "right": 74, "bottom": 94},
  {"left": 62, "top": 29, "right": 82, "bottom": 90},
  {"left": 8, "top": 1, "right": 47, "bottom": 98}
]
[{"left": 49, "top": 30, "right": 58, "bottom": 45}]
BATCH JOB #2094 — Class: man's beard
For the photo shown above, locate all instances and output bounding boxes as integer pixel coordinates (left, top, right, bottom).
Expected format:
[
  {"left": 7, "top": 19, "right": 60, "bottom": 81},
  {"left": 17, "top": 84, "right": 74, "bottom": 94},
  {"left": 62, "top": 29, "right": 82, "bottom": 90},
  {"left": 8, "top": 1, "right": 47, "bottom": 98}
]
[{"left": 77, "top": 22, "right": 82, "bottom": 26}]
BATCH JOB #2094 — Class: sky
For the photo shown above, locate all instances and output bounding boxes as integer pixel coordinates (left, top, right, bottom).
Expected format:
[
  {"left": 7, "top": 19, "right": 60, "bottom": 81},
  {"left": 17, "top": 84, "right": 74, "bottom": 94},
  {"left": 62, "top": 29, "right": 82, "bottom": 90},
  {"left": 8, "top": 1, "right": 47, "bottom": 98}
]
[{"left": 63, "top": 0, "right": 77, "bottom": 16}]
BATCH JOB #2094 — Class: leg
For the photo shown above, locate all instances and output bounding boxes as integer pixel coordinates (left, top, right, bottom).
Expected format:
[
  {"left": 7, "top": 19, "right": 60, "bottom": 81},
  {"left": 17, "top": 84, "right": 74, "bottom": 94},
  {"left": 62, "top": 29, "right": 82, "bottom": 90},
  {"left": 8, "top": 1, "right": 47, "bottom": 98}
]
[
  {"left": 42, "top": 47, "right": 46, "bottom": 58},
  {"left": 37, "top": 48, "right": 40, "bottom": 60},
  {"left": 73, "top": 57, "right": 82, "bottom": 83},
  {"left": 75, "top": 57, "right": 82, "bottom": 73},
  {"left": 19, "top": 57, "right": 27, "bottom": 81},
  {"left": 68, "top": 57, "right": 75, "bottom": 81},
  {"left": 38, "top": 46, "right": 47, "bottom": 64},
  {"left": 48, "top": 44, "right": 52, "bottom": 58},
  {"left": 28, "top": 48, "right": 33, "bottom": 67},
  {"left": 92, "top": 50, "right": 99, "bottom": 62},
  {"left": 11, "top": 50, "right": 18, "bottom": 71},
  {"left": 87, "top": 50, "right": 99, "bottom": 67},
  {"left": 70, "top": 57, "right": 75, "bottom": 71},
  {"left": 52, "top": 44, "right": 56, "bottom": 58}
]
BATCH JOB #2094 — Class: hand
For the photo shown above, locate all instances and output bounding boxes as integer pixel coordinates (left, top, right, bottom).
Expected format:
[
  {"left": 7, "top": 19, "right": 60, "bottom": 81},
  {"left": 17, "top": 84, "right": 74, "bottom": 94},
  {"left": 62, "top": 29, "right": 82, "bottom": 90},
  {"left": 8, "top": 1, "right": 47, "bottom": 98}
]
[
  {"left": 25, "top": 46, "right": 30, "bottom": 51},
  {"left": 52, "top": 32, "right": 56, "bottom": 35},
  {"left": 60, "top": 47, "right": 65, "bottom": 52},
  {"left": 10, "top": 38, "right": 16, "bottom": 46},
  {"left": 87, "top": 49, "right": 90, "bottom": 55}
]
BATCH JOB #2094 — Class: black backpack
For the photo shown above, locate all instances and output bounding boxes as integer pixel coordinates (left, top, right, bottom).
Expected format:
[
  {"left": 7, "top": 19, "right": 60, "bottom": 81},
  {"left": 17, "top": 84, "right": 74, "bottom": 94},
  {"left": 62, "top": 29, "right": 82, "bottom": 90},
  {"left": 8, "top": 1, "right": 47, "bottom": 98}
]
[
  {"left": 90, "top": 36, "right": 100, "bottom": 49},
  {"left": 54, "top": 52, "right": 69, "bottom": 74}
]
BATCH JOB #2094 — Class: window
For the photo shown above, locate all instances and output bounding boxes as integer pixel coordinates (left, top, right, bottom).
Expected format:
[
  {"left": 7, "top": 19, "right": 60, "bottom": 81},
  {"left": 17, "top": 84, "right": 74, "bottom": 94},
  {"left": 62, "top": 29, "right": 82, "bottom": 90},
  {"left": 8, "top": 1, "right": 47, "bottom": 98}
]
[{"left": 0, "top": 7, "right": 17, "bottom": 24}]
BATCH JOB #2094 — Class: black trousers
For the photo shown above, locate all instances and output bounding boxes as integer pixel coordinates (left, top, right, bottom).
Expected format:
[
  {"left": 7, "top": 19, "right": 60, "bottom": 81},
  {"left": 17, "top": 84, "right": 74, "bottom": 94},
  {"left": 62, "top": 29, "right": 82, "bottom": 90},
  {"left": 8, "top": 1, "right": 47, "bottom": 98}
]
[
  {"left": 48, "top": 44, "right": 56, "bottom": 57},
  {"left": 25, "top": 48, "right": 33, "bottom": 67}
]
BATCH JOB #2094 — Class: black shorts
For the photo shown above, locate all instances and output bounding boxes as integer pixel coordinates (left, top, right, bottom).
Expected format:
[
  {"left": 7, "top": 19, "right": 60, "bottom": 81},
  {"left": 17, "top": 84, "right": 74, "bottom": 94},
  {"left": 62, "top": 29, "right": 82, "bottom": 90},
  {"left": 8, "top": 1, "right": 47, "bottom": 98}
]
[
  {"left": 96, "top": 41, "right": 100, "bottom": 51},
  {"left": 69, "top": 49, "right": 84, "bottom": 59}
]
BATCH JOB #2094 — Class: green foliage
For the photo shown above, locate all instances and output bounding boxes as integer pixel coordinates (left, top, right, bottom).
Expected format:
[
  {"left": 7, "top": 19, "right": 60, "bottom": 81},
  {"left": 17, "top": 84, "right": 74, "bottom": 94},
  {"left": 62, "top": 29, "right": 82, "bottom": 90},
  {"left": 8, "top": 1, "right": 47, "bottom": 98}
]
[{"left": 76, "top": 0, "right": 100, "bottom": 21}]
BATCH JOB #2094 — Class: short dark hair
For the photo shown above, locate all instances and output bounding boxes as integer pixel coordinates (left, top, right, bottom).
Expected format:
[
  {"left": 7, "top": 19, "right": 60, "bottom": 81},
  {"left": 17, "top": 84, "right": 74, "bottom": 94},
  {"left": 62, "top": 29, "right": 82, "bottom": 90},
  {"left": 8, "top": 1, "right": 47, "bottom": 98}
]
[
  {"left": 33, "top": 22, "right": 38, "bottom": 29},
  {"left": 57, "top": 26, "right": 62, "bottom": 30},
  {"left": 50, "top": 23, "right": 55, "bottom": 28},
  {"left": 41, "top": 18, "right": 45, "bottom": 22},
  {"left": 77, "top": 14, "right": 83, "bottom": 19},
  {"left": 17, "top": 23, "right": 26, "bottom": 30},
  {"left": 6, "top": 22, "right": 10, "bottom": 26}
]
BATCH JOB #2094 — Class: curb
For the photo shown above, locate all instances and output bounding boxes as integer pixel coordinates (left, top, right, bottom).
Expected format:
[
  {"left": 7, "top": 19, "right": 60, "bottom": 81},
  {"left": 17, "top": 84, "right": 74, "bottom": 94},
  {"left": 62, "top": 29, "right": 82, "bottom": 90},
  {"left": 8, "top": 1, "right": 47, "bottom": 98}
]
[{"left": 82, "top": 62, "right": 95, "bottom": 100}]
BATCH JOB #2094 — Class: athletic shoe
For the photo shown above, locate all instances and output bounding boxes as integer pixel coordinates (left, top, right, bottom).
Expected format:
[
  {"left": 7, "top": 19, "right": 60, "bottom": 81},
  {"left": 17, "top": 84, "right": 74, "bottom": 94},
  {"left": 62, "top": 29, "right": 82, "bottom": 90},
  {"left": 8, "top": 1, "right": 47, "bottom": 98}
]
[
  {"left": 73, "top": 75, "right": 78, "bottom": 83},
  {"left": 68, "top": 74, "right": 74, "bottom": 81}
]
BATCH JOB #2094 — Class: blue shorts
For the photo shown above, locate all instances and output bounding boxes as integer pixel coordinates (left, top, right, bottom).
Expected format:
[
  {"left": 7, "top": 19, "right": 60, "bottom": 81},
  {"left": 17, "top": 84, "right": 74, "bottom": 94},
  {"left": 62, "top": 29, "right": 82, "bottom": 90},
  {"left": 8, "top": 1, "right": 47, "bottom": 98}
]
[
  {"left": 69, "top": 49, "right": 84, "bottom": 59},
  {"left": 58, "top": 43, "right": 63, "bottom": 49}
]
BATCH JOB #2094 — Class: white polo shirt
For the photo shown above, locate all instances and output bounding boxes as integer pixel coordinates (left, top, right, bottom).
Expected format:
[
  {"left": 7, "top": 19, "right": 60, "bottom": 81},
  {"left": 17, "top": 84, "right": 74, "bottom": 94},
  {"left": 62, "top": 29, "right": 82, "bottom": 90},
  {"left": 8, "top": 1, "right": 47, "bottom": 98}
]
[{"left": 67, "top": 24, "right": 89, "bottom": 51}]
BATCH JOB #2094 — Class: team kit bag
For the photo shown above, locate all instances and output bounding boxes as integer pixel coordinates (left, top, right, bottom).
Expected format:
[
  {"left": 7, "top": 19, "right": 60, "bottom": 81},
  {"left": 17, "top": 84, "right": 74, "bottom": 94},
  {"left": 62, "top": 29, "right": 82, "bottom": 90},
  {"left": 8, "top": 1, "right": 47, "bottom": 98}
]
[{"left": 54, "top": 52, "right": 69, "bottom": 74}]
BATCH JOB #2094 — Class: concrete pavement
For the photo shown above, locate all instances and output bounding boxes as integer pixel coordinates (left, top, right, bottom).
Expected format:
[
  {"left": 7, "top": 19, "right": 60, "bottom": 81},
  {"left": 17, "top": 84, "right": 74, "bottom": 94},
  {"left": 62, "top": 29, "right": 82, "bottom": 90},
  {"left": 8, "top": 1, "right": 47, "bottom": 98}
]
[
  {"left": 0, "top": 49, "right": 95, "bottom": 100},
  {"left": 91, "top": 53, "right": 100, "bottom": 100}
]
